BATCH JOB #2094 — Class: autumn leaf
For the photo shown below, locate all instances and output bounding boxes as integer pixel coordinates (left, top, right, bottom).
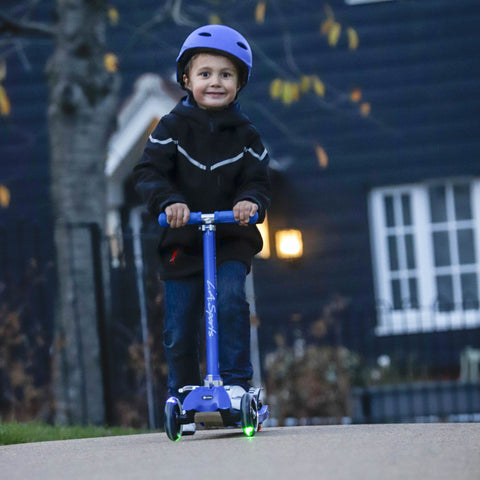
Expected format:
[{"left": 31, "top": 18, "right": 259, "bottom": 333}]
[
  {"left": 315, "top": 144, "right": 329, "bottom": 169},
  {"left": 312, "top": 76, "right": 326, "bottom": 97},
  {"left": 360, "top": 102, "right": 371, "bottom": 117},
  {"left": 0, "top": 85, "right": 11, "bottom": 116},
  {"left": 209, "top": 14, "right": 221, "bottom": 25},
  {"left": 104, "top": 53, "right": 118, "bottom": 72},
  {"left": 347, "top": 27, "right": 359, "bottom": 50},
  {"left": 108, "top": 6, "right": 119, "bottom": 26},
  {"left": 0, "top": 184, "right": 11, "bottom": 208},
  {"left": 300, "top": 75, "right": 311, "bottom": 93},
  {"left": 255, "top": 1, "right": 266, "bottom": 24},
  {"left": 328, "top": 22, "right": 341, "bottom": 47},
  {"left": 282, "top": 82, "right": 299, "bottom": 105},
  {"left": 320, "top": 18, "right": 335, "bottom": 36},
  {"left": 270, "top": 78, "right": 283, "bottom": 99},
  {"left": 350, "top": 87, "right": 362, "bottom": 103}
]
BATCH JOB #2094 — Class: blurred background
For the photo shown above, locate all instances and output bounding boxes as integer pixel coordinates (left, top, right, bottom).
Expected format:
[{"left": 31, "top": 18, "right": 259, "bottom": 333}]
[{"left": 1, "top": 0, "right": 479, "bottom": 429}]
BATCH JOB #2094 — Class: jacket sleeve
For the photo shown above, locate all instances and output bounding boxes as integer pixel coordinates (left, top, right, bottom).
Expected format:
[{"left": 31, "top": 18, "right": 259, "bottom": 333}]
[
  {"left": 132, "top": 117, "right": 187, "bottom": 218},
  {"left": 233, "top": 130, "right": 271, "bottom": 222}
]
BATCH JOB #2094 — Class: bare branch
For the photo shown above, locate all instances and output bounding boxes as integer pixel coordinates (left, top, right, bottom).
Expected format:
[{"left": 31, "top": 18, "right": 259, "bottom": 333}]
[{"left": 0, "top": 10, "right": 56, "bottom": 38}]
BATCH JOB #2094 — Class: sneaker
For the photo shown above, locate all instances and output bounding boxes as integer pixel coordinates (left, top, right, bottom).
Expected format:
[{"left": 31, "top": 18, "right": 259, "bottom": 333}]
[
  {"left": 226, "top": 385, "right": 246, "bottom": 410},
  {"left": 182, "top": 422, "right": 196, "bottom": 436}
]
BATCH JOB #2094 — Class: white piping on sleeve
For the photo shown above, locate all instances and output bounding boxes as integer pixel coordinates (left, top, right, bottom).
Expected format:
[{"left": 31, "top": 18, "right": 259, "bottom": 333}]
[{"left": 149, "top": 135, "right": 178, "bottom": 146}]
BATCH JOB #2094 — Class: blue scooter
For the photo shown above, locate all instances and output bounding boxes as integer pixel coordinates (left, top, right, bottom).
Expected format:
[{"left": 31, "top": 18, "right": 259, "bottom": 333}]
[{"left": 158, "top": 210, "right": 269, "bottom": 441}]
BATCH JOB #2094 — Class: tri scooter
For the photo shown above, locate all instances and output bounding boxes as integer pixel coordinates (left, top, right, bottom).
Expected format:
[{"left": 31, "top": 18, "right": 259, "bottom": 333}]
[{"left": 158, "top": 210, "right": 269, "bottom": 441}]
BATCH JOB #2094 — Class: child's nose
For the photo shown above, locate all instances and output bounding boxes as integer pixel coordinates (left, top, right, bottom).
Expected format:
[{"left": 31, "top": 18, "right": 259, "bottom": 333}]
[{"left": 210, "top": 74, "right": 221, "bottom": 85}]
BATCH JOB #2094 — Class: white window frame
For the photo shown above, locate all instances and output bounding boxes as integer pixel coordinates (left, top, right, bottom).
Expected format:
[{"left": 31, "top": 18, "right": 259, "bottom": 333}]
[{"left": 369, "top": 177, "right": 480, "bottom": 335}]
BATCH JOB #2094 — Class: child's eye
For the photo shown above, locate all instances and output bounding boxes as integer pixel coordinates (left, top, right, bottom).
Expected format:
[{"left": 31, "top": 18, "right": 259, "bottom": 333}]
[
  {"left": 199, "top": 71, "right": 209, "bottom": 78},
  {"left": 222, "top": 72, "right": 233, "bottom": 78}
]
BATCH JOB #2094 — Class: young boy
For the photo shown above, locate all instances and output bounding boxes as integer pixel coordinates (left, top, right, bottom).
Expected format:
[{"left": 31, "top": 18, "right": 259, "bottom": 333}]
[{"left": 133, "top": 25, "right": 270, "bottom": 415}]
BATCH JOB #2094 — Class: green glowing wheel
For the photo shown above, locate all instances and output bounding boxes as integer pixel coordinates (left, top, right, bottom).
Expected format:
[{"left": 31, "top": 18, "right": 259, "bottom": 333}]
[
  {"left": 164, "top": 397, "right": 183, "bottom": 442},
  {"left": 240, "top": 392, "right": 258, "bottom": 437}
]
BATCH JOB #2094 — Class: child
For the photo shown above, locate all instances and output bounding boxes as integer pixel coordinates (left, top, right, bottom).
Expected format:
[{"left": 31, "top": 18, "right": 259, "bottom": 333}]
[{"left": 133, "top": 25, "right": 271, "bottom": 417}]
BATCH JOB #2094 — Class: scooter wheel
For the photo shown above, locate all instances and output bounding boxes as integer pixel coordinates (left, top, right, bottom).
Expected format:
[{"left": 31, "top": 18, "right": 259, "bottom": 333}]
[
  {"left": 164, "top": 397, "right": 183, "bottom": 441},
  {"left": 240, "top": 392, "right": 258, "bottom": 437}
]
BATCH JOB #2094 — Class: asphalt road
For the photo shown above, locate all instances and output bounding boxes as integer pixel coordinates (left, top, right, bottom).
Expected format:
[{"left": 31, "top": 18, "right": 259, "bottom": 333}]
[{"left": 1, "top": 423, "right": 479, "bottom": 480}]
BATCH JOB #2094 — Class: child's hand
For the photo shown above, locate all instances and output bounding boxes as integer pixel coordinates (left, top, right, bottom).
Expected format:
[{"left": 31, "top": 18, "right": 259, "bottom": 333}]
[
  {"left": 165, "top": 203, "right": 190, "bottom": 228},
  {"left": 233, "top": 200, "right": 258, "bottom": 226}
]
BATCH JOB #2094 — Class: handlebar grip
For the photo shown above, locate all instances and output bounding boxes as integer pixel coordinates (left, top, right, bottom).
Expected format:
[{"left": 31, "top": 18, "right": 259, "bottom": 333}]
[
  {"left": 158, "top": 211, "right": 258, "bottom": 226},
  {"left": 158, "top": 212, "right": 203, "bottom": 226},
  {"left": 214, "top": 211, "right": 258, "bottom": 224}
]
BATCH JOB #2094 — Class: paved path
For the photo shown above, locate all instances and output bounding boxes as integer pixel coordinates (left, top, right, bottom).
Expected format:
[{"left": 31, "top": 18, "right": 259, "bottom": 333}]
[{"left": 1, "top": 423, "right": 479, "bottom": 480}]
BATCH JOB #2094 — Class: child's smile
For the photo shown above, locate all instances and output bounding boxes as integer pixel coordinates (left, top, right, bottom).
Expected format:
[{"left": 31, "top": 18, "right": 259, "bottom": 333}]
[{"left": 183, "top": 53, "right": 240, "bottom": 110}]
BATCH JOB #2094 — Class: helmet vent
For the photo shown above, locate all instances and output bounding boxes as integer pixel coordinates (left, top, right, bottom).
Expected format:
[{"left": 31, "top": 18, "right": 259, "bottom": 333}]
[
  {"left": 198, "top": 32, "right": 212, "bottom": 37},
  {"left": 237, "top": 41, "right": 248, "bottom": 50}
]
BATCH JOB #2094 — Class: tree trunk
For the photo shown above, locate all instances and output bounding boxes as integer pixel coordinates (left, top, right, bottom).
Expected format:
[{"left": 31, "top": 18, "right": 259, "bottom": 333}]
[{"left": 46, "top": 0, "right": 119, "bottom": 425}]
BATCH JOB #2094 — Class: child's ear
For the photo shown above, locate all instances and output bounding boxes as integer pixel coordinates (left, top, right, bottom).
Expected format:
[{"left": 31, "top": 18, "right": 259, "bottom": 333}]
[{"left": 183, "top": 74, "right": 190, "bottom": 89}]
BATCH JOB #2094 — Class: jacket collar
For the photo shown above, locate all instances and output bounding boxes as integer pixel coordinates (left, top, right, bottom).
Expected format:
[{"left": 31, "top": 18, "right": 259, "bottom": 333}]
[{"left": 172, "top": 95, "right": 250, "bottom": 130}]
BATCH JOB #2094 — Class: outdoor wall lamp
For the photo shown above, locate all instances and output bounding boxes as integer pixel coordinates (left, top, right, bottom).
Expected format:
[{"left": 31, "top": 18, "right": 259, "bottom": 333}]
[{"left": 275, "top": 229, "right": 303, "bottom": 260}]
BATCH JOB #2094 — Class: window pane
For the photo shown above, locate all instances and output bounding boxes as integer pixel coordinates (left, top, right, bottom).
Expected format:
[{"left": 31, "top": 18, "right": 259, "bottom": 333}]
[
  {"left": 401, "top": 194, "right": 412, "bottom": 226},
  {"left": 405, "top": 234, "right": 416, "bottom": 269},
  {"left": 457, "top": 229, "right": 475, "bottom": 265},
  {"left": 408, "top": 277, "right": 419, "bottom": 309},
  {"left": 429, "top": 185, "right": 447, "bottom": 223},
  {"left": 453, "top": 184, "right": 472, "bottom": 220},
  {"left": 436, "top": 275, "right": 454, "bottom": 311},
  {"left": 388, "top": 235, "right": 399, "bottom": 271},
  {"left": 432, "top": 231, "right": 451, "bottom": 267},
  {"left": 461, "top": 273, "right": 479, "bottom": 308},
  {"left": 391, "top": 279, "right": 402, "bottom": 310},
  {"left": 384, "top": 195, "right": 395, "bottom": 227}
]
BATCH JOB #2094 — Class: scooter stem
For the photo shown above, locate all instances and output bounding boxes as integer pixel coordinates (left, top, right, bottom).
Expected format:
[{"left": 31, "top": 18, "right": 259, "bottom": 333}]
[{"left": 202, "top": 223, "right": 222, "bottom": 386}]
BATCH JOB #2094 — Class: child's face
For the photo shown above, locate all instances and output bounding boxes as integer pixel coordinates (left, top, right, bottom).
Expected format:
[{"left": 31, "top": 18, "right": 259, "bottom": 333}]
[{"left": 183, "top": 53, "right": 240, "bottom": 110}]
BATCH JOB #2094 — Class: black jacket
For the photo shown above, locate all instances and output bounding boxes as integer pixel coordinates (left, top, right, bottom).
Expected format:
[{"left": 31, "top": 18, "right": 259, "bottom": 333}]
[{"left": 133, "top": 95, "right": 271, "bottom": 279}]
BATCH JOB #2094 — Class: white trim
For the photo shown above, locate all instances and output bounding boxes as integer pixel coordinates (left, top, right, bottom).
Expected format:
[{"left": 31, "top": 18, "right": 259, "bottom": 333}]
[
  {"left": 177, "top": 145, "right": 207, "bottom": 170},
  {"left": 211, "top": 151, "right": 244, "bottom": 170},
  {"left": 246, "top": 147, "right": 268, "bottom": 161},
  {"left": 148, "top": 135, "right": 177, "bottom": 146}
]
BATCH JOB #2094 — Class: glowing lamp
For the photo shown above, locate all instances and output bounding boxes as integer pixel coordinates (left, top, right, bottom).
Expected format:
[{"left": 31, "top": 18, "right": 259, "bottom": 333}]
[{"left": 275, "top": 229, "right": 303, "bottom": 259}]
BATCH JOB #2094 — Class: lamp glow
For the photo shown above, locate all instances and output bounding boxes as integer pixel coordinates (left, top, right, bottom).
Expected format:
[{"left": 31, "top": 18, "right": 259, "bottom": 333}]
[{"left": 275, "top": 229, "right": 303, "bottom": 259}]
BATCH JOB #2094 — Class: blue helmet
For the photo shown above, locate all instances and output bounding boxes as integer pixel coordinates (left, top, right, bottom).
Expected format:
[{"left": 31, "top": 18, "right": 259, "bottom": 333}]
[{"left": 176, "top": 25, "right": 253, "bottom": 90}]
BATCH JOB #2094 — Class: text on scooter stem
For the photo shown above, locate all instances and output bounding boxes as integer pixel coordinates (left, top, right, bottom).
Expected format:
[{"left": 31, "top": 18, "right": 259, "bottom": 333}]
[{"left": 206, "top": 280, "right": 217, "bottom": 337}]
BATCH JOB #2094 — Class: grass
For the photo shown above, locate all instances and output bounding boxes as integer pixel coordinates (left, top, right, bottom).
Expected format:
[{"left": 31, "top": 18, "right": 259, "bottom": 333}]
[{"left": 0, "top": 421, "right": 151, "bottom": 446}]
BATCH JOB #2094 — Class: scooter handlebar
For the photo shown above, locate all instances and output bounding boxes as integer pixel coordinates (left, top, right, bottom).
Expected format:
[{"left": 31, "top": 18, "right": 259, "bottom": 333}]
[{"left": 158, "top": 210, "right": 258, "bottom": 227}]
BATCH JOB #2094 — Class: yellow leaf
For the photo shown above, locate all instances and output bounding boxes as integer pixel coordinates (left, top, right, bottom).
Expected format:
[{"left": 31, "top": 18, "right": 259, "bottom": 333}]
[
  {"left": 0, "top": 85, "right": 11, "bottom": 116},
  {"left": 347, "top": 27, "right": 359, "bottom": 50},
  {"left": 360, "top": 102, "right": 371, "bottom": 117},
  {"left": 315, "top": 144, "right": 329, "bottom": 169},
  {"left": 270, "top": 79, "right": 283, "bottom": 99},
  {"left": 312, "top": 76, "right": 325, "bottom": 97},
  {"left": 0, "top": 184, "right": 11, "bottom": 208},
  {"left": 108, "top": 7, "right": 119, "bottom": 26},
  {"left": 291, "top": 83, "right": 300, "bottom": 102},
  {"left": 0, "top": 61, "right": 6, "bottom": 82},
  {"left": 104, "top": 53, "right": 118, "bottom": 72},
  {"left": 209, "top": 14, "right": 221, "bottom": 25},
  {"left": 328, "top": 22, "right": 341, "bottom": 47},
  {"left": 320, "top": 18, "right": 335, "bottom": 36},
  {"left": 282, "top": 82, "right": 299, "bottom": 105},
  {"left": 255, "top": 2, "right": 266, "bottom": 24},
  {"left": 300, "top": 75, "right": 311, "bottom": 93}
]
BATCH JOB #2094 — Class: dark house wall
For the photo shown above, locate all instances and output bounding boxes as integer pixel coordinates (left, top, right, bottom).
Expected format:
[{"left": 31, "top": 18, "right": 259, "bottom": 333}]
[{"left": 1, "top": 0, "right": 479, "bottom": 352}]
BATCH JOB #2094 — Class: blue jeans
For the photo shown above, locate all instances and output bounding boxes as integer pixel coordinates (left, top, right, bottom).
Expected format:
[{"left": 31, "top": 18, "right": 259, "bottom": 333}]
[{"left": 163, "top": 261, "right": 253, "bottom": 399}]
